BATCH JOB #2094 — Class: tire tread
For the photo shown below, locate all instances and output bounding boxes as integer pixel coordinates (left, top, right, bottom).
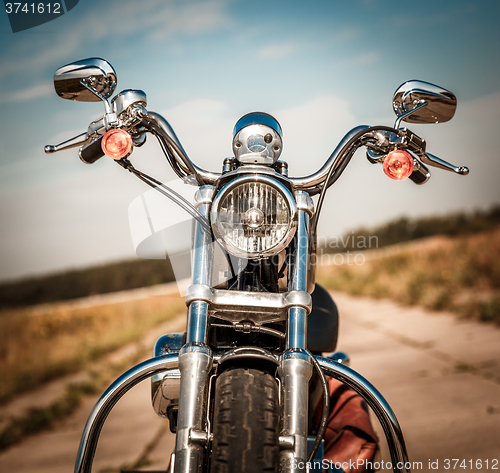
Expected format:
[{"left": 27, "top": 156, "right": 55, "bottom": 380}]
[{"left": 210, "top": 368, "right": 279, "bottom": 473}]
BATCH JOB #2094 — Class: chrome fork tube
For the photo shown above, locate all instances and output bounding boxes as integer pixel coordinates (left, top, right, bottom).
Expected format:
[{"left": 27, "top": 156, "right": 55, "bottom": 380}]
[
  {"left": 174, "top": 345, "right": 212, "bottom": 473},
  {"left": 186, "top": 186, "right": 214, "bottom": 344},
  {"left": 280, "top": 191, "right": 314, "bottom": 472},
  {"left": 174, "top": 186, "right": 215, "bottom": 473},
  {"left": 279, "top": 352, "right": 313, "bottom": 471},
  {"left": 287, "top": 191, "right": 311, "bottom": 349}
]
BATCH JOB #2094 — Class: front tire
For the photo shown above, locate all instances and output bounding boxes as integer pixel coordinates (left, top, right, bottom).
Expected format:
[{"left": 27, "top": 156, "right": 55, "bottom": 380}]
[{"left": 210, "top": 367, "right": 279, "bottom": 473}]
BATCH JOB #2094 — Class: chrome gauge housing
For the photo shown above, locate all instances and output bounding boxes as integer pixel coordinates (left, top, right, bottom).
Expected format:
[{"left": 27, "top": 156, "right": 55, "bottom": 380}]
[
  {"left": 232, "top": 112, "right": 283, "bottom": 165},
  {"left": 211, "top": 175, "right": 297, "bottom": 258}
]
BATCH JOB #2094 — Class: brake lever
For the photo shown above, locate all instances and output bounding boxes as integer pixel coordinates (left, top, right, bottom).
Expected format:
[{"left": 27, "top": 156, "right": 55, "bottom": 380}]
[
  {"left": 44, "top": 132, "right": 91, "bottom": 154},
  {"left": 420, "top": 152, "right": 469, "bottom": 175},
  {"left": 399, "top": 127, "right": 469, "bottom": 175}
]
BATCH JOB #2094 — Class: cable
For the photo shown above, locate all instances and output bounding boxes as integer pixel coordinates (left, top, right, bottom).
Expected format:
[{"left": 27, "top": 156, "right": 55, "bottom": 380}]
[
  {"left": 210, "top": 323, "right": 286, "bottom": 339},
  {"left": 118, "top": 160, "right": 236, "bottom": 279},
  {"left": 306, "top": 349, "right": 330, "bottom": 463},
  {"left": 153, "top": 132, "right": 187, "bottom": 180},
  {"left": 140, "top": 117, "right": 206, "bottom": 186},
  {"left": 129, "top": 166, "right": 212, "bottom": 232},
  {"left": 311, "top": 125, "right": 401, "bottom": 239}
]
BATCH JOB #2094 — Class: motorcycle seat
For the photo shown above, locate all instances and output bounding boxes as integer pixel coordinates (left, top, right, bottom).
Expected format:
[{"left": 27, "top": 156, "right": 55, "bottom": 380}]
[{"left": 307, "top": 284, "right": 339, "bottom": 354}]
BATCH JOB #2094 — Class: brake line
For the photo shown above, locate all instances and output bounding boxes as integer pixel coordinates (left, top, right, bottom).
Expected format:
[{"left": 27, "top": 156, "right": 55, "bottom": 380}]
[
  {"left": 311, "top": 125, "right": 402, "bottom": 241},
  {"left": 307, "top": 348, "right": 330, "bottom": 462},
  {"left": 118, "top": 160, "right": 236, "bottom": 278}
]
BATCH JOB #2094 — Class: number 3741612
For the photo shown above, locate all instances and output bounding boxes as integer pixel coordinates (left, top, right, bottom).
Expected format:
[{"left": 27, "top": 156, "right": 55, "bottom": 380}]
[
  {"left": 5, "top": 3, "right": 61, "bottom": 14},
  {"left": 443, "top": 459, "right": 498, "bottom": 469}
]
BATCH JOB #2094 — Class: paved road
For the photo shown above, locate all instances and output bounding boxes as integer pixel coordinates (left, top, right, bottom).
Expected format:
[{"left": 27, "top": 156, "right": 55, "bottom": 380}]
[
  {"left": 333, "top": 292, "right": 500, "bottom": 472},
  {"left": 1, "top": 292, "right": 499, "bottom": 473}
]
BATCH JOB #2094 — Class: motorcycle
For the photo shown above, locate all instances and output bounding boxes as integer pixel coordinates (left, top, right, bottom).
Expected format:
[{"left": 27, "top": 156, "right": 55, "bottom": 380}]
[{"left": 44, "top": 58, "right": 469, "bottom": 473}]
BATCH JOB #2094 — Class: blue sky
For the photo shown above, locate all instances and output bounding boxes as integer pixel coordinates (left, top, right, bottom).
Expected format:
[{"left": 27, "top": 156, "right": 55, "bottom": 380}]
[{"left": 0, "top": 0, "right": 499, "bottom": 281}]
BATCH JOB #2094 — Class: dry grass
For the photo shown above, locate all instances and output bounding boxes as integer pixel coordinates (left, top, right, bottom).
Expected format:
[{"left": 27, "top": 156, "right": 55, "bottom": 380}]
[
  {"left": 0, "top": 293, "right": 185, "bottom": 404},
  {"left": 0, "top": 347, "right": 147, "bottom": 450},
  {"left": 0, "top": 343, "right": 153, "bottom": 451},
  {"left": 317, "top": 226, "right": 500, "bottom": 324}
]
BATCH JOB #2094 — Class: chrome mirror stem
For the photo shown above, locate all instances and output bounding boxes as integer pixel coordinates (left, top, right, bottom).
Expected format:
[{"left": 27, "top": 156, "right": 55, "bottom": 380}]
[
  {"left": 394, "top": 101, "right": 428, "bottom": 129},
  {"left": 80, "top": 79, "right": 118, "bottom": 128}
]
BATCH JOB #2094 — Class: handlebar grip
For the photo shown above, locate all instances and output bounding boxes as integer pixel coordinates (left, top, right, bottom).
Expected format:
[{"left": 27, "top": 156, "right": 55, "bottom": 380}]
[
  {"left": 409, "top": 160, "right": 430, "bottom": 185},
  {"left": 79, "top": 136, "right": 105, "bottom": 164}
]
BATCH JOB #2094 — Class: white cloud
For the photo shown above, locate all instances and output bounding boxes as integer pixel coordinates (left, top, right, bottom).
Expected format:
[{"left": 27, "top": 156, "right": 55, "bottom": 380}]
[
  {"left": 325, "top": 27, "right": 362, "bottom": 46},
  {"left": 0, "top": 0, "right": 233, "bottom": 80},
  {"left": 148, "top": 0, "right": 233, "bottom": 41},
  {"left": 339, "top": 51, "right": 380, "bottom": 69},
  {"left": 256, "top": 42, "right": 297, "bottom": 60},
  {"left": 274, "top": 95, "right": 357, "bottom": 177},
  {"left": 0, "top": 82, "right": 53, "bottom": 103},
  {"left": 254, "top": 27, "right": 361, "bottom": 61},
  {"left": 158, "top": 98, "right": 236, "bottom": 169}
]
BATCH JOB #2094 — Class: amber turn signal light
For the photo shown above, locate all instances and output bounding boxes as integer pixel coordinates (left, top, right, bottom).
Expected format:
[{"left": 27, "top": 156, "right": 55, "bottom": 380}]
[
  {"left": 383, "top": 150, "right": 414, "bottom": 180},
  {"left": 101, "top": 129, "right": 133, "bottom": 160}
]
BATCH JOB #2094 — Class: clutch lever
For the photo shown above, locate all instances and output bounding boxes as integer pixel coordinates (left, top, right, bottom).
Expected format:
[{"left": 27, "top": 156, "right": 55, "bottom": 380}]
[
  {"left": 45, "top": 116, "right": 107, "bottom": 154},
  {"left": 420, "top": 152, "right": 469, "bottom": 175},
  {"left": 45, "top": 132, "right": 91, "bottom": 154}
]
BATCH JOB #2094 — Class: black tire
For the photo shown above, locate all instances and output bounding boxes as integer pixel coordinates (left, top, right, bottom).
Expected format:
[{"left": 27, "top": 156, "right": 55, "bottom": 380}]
[{"left": 210, "top": 367, "right": 279, "bottom": 473}]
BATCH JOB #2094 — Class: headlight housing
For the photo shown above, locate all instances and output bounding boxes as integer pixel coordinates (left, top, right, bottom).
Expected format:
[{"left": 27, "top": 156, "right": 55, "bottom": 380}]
[{"left": 211, "top": 175, "right": 297, "bottom": 258}]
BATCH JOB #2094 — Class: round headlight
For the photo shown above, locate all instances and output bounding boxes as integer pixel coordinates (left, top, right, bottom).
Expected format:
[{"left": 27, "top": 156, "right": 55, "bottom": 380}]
[{"left": 211, "top": 176, "right": 297, "bottom": 258}]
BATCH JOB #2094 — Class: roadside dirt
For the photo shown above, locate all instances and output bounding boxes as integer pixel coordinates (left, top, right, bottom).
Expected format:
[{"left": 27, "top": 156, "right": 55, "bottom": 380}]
[{"left": 1, "top": 290, "right": 499, "bottom": 473}]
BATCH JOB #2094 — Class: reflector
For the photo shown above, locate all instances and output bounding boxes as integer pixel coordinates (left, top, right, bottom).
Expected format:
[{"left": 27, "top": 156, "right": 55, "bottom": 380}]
[
  {"left": 383, "top": 150, "right": 414, "bottom": 180},
  {"left": 101, "top": 129, "right": 132, "bottom": 160}
]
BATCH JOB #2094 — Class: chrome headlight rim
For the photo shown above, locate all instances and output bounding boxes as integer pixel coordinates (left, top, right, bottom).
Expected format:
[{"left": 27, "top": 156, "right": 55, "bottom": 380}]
[{"left": 211, "top": 175, "right": 298, "bottom": 259}]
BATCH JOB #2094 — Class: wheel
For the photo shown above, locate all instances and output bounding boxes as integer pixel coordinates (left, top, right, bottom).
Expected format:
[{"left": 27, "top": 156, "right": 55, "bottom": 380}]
[{"left": 209, "top": 367, "right": 280, "bottom": 473}]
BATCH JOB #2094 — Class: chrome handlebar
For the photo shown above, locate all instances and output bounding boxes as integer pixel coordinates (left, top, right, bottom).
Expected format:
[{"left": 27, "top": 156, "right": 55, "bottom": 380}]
[
  {"left": 147, "top": 115, "right": 379, "bottom": 195},
  {"left": 144, "top": 116, "right": 386, "bottom": 195},
  {"left": 44, "top": 103, "right": 469, "bottom": 192},
  {"left": 290, "top": 125, "right": 372, "bottom": 195},
  {"left": 146, "top": 112, "right": 221, "bottom": 185}
]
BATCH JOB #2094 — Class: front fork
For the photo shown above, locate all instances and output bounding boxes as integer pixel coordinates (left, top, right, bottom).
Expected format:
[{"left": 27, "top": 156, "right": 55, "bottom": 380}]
[
  {"left": 174, "top": 186, "right": 214, "bottom": 473},
  {"left": 280, "top": 191, "right": 314, "bottom": 472},
  {"left": 174, "top": 187, "right": 314, "bottom": 473}
]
